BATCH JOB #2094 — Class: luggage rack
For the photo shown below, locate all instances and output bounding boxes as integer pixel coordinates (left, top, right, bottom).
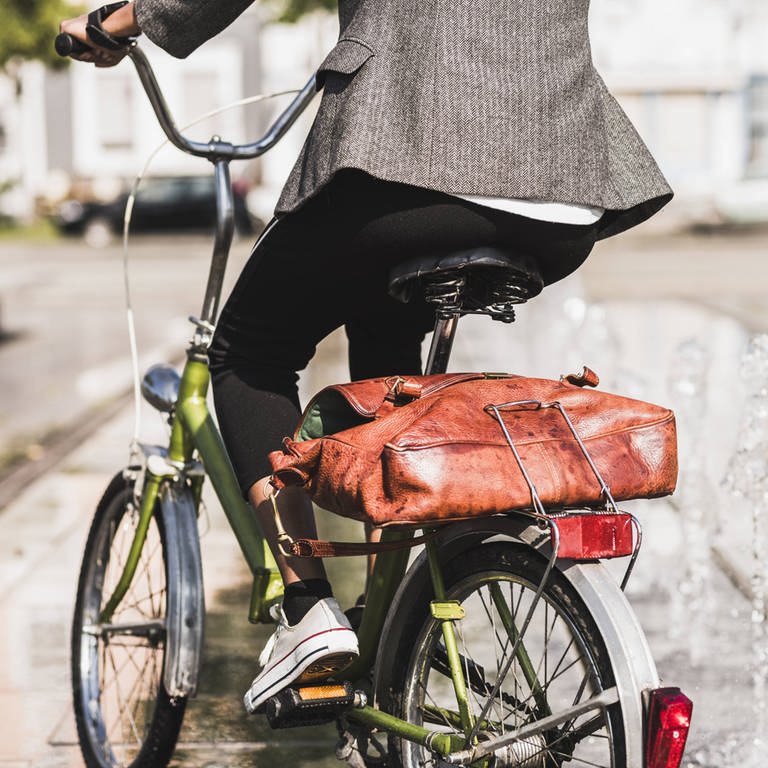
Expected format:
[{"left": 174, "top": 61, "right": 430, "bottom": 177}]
[{"left": 485, "top": 398, "right": 643, "bottom": 591}]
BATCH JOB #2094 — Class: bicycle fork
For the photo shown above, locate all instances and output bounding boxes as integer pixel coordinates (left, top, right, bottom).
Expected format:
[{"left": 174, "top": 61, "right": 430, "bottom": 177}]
[
  {"left": 92, "top": 460, "right": 205, "bottom": 700},
  {"left": 99, "top": 472, "right": 162, "bottom": 623}
]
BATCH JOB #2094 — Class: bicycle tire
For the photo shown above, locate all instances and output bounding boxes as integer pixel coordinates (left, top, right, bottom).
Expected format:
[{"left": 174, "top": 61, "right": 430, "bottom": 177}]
[
  {"left": 71, "top": 472, "right": 186, "bottom": 768},
  {"left": 378, "top": 541, "right": 627, "bottom": 768}
]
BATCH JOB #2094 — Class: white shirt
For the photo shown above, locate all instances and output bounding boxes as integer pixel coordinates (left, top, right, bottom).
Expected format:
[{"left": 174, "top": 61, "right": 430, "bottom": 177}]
[{"left": 456, "top": 195, "right": 605, "bottom": 226}]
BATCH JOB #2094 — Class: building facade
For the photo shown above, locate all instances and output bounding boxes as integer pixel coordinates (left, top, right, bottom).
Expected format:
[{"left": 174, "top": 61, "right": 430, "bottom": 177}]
[
  {"left": 0, "top": 1, "right": 766, "bottom": 224},
  {"left": 591, "top": 0, "right": 768, "bottom": 224}
]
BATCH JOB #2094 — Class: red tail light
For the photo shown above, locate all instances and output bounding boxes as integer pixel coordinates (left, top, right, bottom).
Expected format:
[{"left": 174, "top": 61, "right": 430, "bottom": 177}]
[
  {"left": 552, "top": 513, "right": 635, "bottom": 559},
  {"left": 646, "top": 687, "right": 693, "bottom": 768}
]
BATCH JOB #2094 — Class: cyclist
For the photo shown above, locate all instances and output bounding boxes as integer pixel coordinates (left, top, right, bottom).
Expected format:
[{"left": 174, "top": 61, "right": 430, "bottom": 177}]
[{"left": 60, "top": 0, "right": 673, "bottom": 714}]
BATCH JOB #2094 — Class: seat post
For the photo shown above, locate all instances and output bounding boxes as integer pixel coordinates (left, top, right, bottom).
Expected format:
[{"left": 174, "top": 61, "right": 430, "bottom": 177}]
[
  {"left": 425, "top": 313, "right": 459, "bottom": 375},
  {"left": 388, "top": 246, "right": 545, "bottom": 377}
]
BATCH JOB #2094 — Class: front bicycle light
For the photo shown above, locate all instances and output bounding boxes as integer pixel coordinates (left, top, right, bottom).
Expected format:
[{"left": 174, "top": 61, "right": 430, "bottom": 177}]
[
  {"left": 141, "top": 363, "right": 181, "bottom": 413},
  {"left": 646, "top": 687, "right": 693, "bottom": 768}
]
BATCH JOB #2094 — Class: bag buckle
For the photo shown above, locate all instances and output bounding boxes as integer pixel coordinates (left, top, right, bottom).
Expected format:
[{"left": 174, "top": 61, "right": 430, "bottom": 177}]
[
  {"left": 384, "top": 376, "right": 423, "bottom": 401},
  {"left": 266, "top": 486, "right": 297, "bottom": 558}
]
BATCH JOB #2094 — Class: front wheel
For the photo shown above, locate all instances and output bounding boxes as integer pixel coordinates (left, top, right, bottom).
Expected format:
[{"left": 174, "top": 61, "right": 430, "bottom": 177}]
[
  {"left": 71, "top": 472, "right": 186, "bottom": 768},
  {"left": 379, "top": 542, "right": 627, "bottom": 768}
]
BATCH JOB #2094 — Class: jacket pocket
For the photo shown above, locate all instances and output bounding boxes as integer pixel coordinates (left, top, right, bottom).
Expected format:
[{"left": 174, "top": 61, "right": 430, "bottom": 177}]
[{"left": 317, "top": 37, "right": 374, "bottom": 88}]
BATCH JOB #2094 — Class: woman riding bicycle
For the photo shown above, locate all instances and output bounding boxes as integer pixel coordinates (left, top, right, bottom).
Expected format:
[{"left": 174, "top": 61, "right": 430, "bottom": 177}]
[{"left": 60, "top": 0, "right": 672, "bottom": 715}]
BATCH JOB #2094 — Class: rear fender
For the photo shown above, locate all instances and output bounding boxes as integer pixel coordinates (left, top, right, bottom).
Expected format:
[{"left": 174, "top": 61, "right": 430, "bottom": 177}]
[{"left": 373, "top": 516, "right": 657, "bottom": 768}]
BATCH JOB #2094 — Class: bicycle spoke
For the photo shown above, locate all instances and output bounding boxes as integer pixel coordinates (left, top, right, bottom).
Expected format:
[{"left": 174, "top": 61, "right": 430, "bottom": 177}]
[
  {"left": 128, "top": 649, "right": 159, "bottom": 742},
  {"left": 561, "top": 712, "right": 612, "bottom": 744},
  {"left": 485, "top": 585, "right": 506, "bottom": 734},
  {"left": 120, "top": 589, "right": 166, "bottom": 619},
  {"left": 476, "top": 584, "right": 533, "bottom": 718},
  {"left": 501, "top": 651, "right": 588, "bottom": 729},
  {"left": 73, "top": 477, "right": 188, "bottom": 768},
  {"left": 485, "top": 698, "right": 614, "bottom": 767},
  {"left": 455, "top": 620, "right": 496, "bottom": 726},
  {"left": 416, "top": 677, "right": 461, "bottom": 733},
  {"left": 548, "top": 748, "right": 611, "bottom": 767},
  {"left": 105, "top": 642, "right": 142, "bottom": 755},
  {"left": 137, "top": 537, "right": 163, "bottom": 616},
  {"left": 104, "top": 641, "right": 152, "bottom": 742},
  {"left": 103, "top": 522, "right": 163, "bottom": 753},
  {"left": 397, "top": 545, "right": 621, "bottom": 768},
  {"left": 455, "top": 579, "right": 598, "bottom": 739}
]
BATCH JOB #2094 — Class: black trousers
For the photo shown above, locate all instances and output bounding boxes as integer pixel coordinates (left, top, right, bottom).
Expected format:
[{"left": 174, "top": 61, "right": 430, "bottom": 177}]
[{"left": 209, "top": 170, "right": 600, "bottom": 493}]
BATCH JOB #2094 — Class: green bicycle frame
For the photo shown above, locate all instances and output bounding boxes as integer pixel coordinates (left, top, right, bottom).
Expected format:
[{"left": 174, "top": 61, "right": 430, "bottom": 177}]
[
  {"left": 99, "top": 351, "right": 281, "bottom": 624},
  {"left": 85, "top": 42, "right": 557, "bottom": 761},
  {"left": 97, "top": 349, "right": 546, "bottom": 758}
]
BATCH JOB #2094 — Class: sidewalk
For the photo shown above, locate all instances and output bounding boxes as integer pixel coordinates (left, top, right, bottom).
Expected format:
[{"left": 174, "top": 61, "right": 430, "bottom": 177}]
[
  {"left": 0, "top": 274, "right": 764, "bottom": 766},
  {"left": 0, "top": 404, "right": 367, "bottom": 768}
]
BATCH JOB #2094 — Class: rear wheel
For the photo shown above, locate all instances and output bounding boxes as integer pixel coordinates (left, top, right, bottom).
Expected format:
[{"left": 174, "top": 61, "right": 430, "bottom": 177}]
[
  {"left": 71, "top": 472, "right": 185, "bottom": 768},
  {"left": 379, "top": 542, "right": 626, "bottom": 767}
]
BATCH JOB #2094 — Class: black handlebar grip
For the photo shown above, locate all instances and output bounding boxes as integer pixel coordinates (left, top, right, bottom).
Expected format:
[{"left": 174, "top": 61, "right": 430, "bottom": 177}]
[{"left": 55, "top": 32, "right": 91, "bottom": 57}]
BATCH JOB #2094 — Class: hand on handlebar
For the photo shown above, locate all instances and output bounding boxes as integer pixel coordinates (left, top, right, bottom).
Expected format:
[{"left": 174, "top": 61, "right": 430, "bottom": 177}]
[{"left": 59, "top": 1, "right": 140, "bottom": 67}]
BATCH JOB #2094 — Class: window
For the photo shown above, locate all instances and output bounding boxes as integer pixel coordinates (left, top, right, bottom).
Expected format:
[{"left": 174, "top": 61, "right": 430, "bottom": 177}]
[
  {"left": 747, "top": 75, "right": 768, "bottom": 178},
  {"left": 182, "top": 71, "right": 220, "bottom": 141},
  {"left": 96, "top": 74, "right": 134, "bottom": 151}
]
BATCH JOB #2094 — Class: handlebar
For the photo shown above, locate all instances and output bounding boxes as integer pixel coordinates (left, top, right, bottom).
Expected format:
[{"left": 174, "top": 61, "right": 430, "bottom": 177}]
[
  {"left": 55, "top": 32, "right": 91, "bottom": 57},
  {"left": 54, "top": 33, "right": 318, "bottom": 162},
  {"left": 54, "top": 32, "right": 320, "bottom": 330}
]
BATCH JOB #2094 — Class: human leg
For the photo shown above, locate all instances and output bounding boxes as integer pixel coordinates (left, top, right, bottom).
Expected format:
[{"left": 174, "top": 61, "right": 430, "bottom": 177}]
[
  {"left": 209, "top": 171, "right": 603, "bottom": 710},
  {"left": 210, "top": 208, "right": 360, "bottom": 711}
]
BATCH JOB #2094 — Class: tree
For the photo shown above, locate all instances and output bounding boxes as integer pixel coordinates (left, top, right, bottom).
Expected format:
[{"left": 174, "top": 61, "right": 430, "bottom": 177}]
[
  {"left": 0, "top": 0, "right": 82, "bottom": 72},
  {"left": 270, "top": 0, "right": 336, "bottom": 23},
  {"left": 0, "top": 0, "right": 330, "bottom": 70}
]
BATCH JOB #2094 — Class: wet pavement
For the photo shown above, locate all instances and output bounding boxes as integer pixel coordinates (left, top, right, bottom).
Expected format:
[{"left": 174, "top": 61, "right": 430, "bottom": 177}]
[
  {"left": 0, "top": 234, "right": 253, "bottom": 475},
  {"left": 2, "top": 226, "right": 768, "bottom": 766}
]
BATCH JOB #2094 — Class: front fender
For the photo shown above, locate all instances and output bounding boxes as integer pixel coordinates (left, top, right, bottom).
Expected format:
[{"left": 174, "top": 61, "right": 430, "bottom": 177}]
[{"left": 160, "top": 482, "right": 205, "bottom": 699}]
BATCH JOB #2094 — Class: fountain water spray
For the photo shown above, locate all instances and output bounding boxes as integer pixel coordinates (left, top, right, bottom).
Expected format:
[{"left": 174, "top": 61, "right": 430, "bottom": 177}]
[
  {"left": 718, "top": 333, "right": 768, "bottom": 766},
  {"left": 666, "top": 338, "right": 717, "bottom": 663}
]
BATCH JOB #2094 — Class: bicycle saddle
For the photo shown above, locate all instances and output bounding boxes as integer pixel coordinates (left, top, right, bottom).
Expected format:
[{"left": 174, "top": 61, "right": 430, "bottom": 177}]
[{"left": 388, "top": 246, "right": 544, "bottom": 322}]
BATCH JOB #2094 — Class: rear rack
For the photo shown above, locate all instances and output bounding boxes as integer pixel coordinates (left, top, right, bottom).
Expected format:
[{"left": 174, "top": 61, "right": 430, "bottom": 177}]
[{"left": 485, "top": 399, "right": 643, "bottom": 589}]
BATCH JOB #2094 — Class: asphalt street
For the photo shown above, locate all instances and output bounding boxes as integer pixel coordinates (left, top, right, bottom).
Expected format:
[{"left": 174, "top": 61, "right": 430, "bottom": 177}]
[
  {"left": 1, "top": 225, "right": 767, "bottom": 767},
  {"left": 0, "top": 233, "right": 253, "bottom": 477}
]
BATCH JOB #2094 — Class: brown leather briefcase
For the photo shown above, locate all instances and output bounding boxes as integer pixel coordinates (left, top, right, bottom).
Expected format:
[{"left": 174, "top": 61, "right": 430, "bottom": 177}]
[{"left": 269, "top": 372, "right": 678, "bottom": 527}]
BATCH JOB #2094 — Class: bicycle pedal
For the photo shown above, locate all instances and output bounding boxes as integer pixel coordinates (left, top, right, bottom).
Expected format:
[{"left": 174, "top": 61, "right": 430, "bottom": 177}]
[{"left": 263, "top": 681, "right": 365, "bottom": 729}]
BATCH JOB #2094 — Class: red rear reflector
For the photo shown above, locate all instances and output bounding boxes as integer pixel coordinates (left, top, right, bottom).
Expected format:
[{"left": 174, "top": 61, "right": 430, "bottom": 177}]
[
  {"left": 646, "top": 687, "right": 693, "bottom": 768},
  {"left": 552, "top": 513, "right": 634, "bottom": 559}
]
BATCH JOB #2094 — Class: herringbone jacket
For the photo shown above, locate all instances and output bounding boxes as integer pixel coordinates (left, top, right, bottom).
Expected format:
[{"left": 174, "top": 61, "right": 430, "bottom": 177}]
[{"left": 136, "top": 0, "right": 672, "bottom": 237}]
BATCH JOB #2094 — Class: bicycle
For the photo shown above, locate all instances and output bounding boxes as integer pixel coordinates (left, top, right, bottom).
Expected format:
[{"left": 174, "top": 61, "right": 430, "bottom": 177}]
[{"left": 57, "top": 35, "right": 692, "bottom": 768}]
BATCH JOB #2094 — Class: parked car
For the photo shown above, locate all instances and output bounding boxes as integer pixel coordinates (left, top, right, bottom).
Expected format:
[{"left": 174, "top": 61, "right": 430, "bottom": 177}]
[{"left": 53, "top": 175, "right": 257, "bottom": 246}]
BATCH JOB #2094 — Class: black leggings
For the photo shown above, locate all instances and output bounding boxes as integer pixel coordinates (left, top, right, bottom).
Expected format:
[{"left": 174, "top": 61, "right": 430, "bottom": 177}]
[{"left": 209, "top": 170, "right": 600, "bottom": 494}]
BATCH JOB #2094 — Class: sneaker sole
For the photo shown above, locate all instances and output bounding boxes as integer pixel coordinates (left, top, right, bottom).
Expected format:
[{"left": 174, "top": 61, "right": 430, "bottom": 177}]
[
  {"left": 244, "top": 628, "right": 359, "bottom": 713},
  {"left": 297, "top": 651, "right": 358, "bottom": 682}
]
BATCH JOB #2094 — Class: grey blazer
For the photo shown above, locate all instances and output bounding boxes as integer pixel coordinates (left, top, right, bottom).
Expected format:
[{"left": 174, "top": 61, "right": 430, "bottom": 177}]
[{"left": 136, "top": 0, "right": 672, "bottom": 237}]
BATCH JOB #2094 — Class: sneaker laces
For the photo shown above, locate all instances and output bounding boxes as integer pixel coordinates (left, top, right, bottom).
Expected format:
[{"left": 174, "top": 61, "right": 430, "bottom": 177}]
[{"left": 258, "top": 603, "right": 286, "bottom": 669}]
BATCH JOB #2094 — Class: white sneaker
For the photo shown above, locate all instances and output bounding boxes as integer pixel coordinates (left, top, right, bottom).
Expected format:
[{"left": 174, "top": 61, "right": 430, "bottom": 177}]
[{"left": 243, "top": 597, "right": 359, "bottom": 714}]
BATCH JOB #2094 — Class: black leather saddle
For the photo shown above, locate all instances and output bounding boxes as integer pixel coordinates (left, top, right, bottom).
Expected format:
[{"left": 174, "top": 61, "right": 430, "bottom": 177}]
[{"left": 388, "top": 246, "right": 544, "bottom": 322}]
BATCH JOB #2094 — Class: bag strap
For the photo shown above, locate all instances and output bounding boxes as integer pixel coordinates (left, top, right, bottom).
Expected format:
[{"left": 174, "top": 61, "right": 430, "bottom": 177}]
[
  {"left": 383, "top": 372, "right": 507, "bottom": 404},
  {"left": 288, "top": 530, "right": 439, "bottom": 558},
  {"left": 266, "top": 485, "right": 438, "bottom": 557}
]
